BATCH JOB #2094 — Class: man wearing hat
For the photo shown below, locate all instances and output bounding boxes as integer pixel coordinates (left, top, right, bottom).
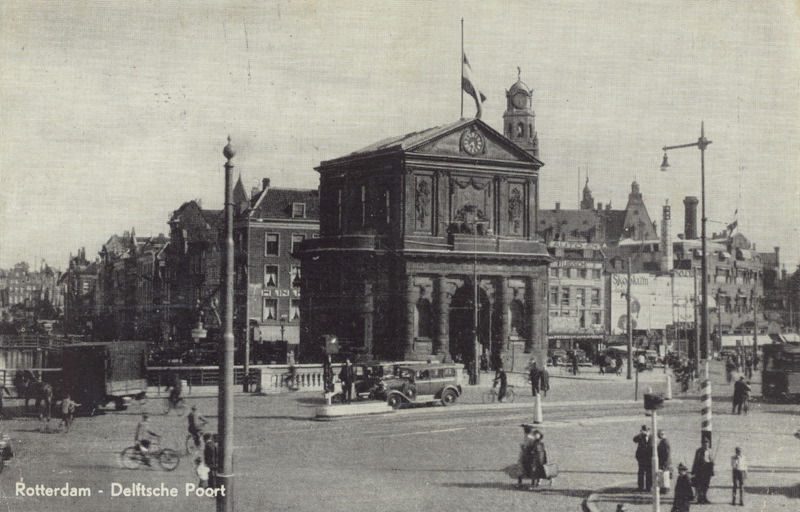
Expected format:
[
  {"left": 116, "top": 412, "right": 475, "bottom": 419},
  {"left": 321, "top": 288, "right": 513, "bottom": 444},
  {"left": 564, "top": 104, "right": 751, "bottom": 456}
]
[
  {"left": 657, "top": 430, "right": 672, "bottom": 494},
  {"left": 672, "top": 463, "right": 694, "bottom": 512},
  {"left": 187, "top": 404, "right": 208, "bottom": 450},
  {"left": 633, "top": 424, "right": 653, "bottom": 491}
]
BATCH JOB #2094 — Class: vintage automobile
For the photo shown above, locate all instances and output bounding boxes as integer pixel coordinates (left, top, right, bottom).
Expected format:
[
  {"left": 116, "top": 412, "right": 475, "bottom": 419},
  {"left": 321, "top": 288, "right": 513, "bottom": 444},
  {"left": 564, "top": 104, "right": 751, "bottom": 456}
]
[
  {"left": 352, "top": 362, "right": 400, "bottom": 398},
  {"left": 547, "top": 349, "right": 568, "bottom": 366},
  {"left": 373, "top": 363, "right": 463, "bottom": 409}
]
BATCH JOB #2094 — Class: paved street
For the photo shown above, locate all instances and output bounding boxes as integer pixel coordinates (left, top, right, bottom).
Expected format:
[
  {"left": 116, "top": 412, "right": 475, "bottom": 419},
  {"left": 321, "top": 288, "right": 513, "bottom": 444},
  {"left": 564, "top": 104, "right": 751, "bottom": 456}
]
[{"left": 0, "top": 362, "right": 796, "bottom": 512}]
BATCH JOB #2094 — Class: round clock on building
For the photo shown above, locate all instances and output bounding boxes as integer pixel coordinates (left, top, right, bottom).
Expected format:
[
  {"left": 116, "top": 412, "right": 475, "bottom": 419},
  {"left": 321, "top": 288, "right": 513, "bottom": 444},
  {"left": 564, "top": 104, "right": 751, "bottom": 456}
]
[
  {"left": 460, "top": 129, "right": 485, "bottom": 156},
  {"left": 512, "top": 91, "right": 528, "bottom": 109}
]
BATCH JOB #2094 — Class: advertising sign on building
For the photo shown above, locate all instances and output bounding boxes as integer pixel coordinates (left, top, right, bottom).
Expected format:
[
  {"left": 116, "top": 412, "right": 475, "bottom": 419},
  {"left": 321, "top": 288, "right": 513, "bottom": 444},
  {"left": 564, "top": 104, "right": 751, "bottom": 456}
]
[{"left": 610, "top": 272, "right": 698, "bottom": 335}]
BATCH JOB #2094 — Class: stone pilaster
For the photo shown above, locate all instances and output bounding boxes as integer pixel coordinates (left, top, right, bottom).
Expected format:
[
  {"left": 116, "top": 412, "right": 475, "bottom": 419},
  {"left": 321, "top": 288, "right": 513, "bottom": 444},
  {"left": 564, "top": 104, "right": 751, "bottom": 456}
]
[
  {"left": 499, "top": 276, "right": 511, "bottom": 351},
  {"left": 434, "top": 275, "right": 451, "bottom": 361},
  {"left": 403, "top": 274, "right": 418, "bottom": 359}
]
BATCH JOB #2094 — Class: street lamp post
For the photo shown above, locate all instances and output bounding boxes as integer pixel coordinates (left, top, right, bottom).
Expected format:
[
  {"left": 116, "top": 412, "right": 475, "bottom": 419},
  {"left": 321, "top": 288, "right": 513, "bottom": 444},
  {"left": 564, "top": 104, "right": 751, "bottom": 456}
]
[
  {"left": 217, "top": 137, "right": 236, "bottom": 512},
  {"left": 661, "top": 122, "right": 713, "bottom": 447}
]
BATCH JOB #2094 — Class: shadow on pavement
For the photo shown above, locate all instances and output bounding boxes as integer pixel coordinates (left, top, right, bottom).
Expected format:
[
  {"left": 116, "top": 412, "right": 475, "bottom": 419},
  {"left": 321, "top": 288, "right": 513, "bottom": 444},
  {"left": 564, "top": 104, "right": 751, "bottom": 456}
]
[
  {"left": 746, "top": 483, "right": 800, "bottom": 498},
  {"left": 592, "top": 486, "right": 659, "bottom": 506},
  {"left": 749, "top": 465, "right": 800, "bottom": 474},
  {"left": 441, "top": 481, "right": 590, "bottom": 498}
]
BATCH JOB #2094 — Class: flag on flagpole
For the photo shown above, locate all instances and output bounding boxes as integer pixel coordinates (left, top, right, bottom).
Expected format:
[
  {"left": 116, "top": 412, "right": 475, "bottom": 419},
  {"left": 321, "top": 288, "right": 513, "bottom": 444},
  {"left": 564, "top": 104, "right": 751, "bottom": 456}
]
[{"left": 462, "top": 54, "right": 486, "bottom": 119}]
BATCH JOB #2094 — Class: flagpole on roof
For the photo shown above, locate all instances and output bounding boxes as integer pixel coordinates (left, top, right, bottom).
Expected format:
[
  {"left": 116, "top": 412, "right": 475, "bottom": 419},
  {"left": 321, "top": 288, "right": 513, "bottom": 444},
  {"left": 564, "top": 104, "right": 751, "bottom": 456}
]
[{"left": 461, "top": 18, "right": 464, "bottom": 120}]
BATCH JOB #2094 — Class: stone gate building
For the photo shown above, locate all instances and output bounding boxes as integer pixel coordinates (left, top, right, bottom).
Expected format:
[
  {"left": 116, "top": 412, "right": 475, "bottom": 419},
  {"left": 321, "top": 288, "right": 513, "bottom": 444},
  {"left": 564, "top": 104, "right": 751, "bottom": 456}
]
[{"left": 298, "top": 80, "right": 551, "bottom": 371}]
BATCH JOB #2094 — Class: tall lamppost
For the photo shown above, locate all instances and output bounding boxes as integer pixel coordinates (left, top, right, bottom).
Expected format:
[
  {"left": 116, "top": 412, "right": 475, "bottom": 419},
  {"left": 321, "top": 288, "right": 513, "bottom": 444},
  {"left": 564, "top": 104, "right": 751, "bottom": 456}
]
[
  {"left": 217, "top": 136, "right": 236, "bottom": 512},
  {"left": 661, "top": 122, "right": 713, "bottom": 447}
]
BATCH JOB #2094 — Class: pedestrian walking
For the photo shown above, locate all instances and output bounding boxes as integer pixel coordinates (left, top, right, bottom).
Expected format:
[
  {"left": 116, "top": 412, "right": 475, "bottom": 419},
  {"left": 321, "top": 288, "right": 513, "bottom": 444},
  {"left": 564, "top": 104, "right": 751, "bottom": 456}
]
[
  {"left": 672, "top": 463, "right": 694, "bottom": 512},
  {"left": 339, "top": 358, "right": 354, "bottom": 404},
  {"left": 531, "top": 429, "right": 548, "bottom": 489},
  {"left": 691, "top": 438, "right": 714, "bottom": 504},
  {"left": 732, "top": 376, "right": 751, "bottom": 415},
  {"left": 517, "top": 424, "right": 536, "bottom": 489},
  {"left": 493, "top": 364, "right": 508, "bottom": 402},
  {"left": 528, "top": 359, "right": 540, "bottom": 397},
  {"left": 633, "top": 424, "right": 653, "bottom": 491},
  {"left": 203, "top": 433, "right": 219, "bottom": 488},
  {"left": 744, "top": 354, "right": 753, "bottom": 380},
  {"left": 725, "top": 356, "right": 736, "bottom": 384},
  {"left": 570, "top": 351, "right": 580, "bottom": 375},
  {"left": 323, "top": 354, "right": 334, "bottom": 404},
  {"left": 615, "top": 354, "right": 624, "bottom": 376},
  {"left": 731, "top": 447, "right": 747, "bottom": 506},
  {"left": 657, "top": 429, "right": 672, "bottom": 494},
  {"left": 58, "top": 394, "right": 80, "bottom": 433},
  {"left": 539, "top": 366, "right": 550, "bottom": 398}
]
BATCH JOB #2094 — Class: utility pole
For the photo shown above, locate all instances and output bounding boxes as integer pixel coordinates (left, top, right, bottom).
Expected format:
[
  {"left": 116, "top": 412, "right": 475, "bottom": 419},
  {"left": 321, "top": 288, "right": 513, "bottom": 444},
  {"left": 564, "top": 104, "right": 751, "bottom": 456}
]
[{"left": 627, "top": 256, "right": 633, "bottom": 380}]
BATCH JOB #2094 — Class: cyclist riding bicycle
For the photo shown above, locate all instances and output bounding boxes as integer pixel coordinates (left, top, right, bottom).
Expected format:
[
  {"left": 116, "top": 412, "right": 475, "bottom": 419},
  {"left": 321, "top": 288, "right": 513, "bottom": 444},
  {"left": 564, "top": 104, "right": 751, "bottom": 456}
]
[
  {"left": 165, "top": 371, "right": 183, "bottom": 408},
  {"left": 134, "top": 413, "right": 160, "bottom": 465},
  {"left": 187, "top": 405, "right": 208, "bottom": 448}
]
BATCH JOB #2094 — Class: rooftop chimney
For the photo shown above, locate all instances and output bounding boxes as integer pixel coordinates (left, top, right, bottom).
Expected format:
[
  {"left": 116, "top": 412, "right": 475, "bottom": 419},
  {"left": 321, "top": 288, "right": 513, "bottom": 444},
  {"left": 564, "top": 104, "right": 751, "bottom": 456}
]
[
  {"left": 683, "top": 196, "right": 699, "bottom": 240},
  {"left": 262, "top": 178, "right": 271, "bottom": 190},
  {"left": 555, "top": 202, "right": 561, "bottom": 210}
]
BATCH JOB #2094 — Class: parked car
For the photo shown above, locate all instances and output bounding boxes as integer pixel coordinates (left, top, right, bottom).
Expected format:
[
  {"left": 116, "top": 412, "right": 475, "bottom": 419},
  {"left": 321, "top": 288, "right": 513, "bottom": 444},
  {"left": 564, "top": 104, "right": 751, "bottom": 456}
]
[
  {"left": 548, "top": 349, "right": 568, "bottom": 366},
  {"left": 352, "top": 362, "right": 400, "bottom": 398},
  {"left": 373, "top": 363, "right": 463, "bottom": 409}
]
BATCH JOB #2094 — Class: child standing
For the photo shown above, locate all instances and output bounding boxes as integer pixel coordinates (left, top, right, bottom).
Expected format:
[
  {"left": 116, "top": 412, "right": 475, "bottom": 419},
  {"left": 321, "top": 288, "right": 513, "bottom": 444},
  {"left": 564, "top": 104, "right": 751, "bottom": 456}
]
[{"left": 731, "top": 447, "right": 747, "bottom": 506}]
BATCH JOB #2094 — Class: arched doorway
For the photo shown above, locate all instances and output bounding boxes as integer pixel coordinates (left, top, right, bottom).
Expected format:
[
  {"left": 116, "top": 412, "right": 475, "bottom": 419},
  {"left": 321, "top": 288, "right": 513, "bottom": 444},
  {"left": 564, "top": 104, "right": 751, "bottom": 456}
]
[{"left": 449, "top": 282, "right": 491, "bottom": 367}]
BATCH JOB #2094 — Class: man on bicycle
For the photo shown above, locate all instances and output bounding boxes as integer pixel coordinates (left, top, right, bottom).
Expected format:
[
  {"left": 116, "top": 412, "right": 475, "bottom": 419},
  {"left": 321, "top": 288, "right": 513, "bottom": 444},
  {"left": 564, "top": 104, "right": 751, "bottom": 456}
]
[
  {"left": 134, "top": 413, "right": 160, "bottom": 466},
  {"left": 187, "top": 405, "right": 207, "bottom": 448},
  {"left": 166, "top": 371, "right": 183, "bottom": 408}
]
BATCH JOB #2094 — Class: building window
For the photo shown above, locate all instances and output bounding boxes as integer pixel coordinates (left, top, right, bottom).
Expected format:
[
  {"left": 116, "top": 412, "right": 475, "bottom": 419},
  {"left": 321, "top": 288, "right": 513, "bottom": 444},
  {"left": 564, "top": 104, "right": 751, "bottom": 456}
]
[
  {"left": 291, "top": 266, "right": 301, "bottom": 288},
  {"left": 549, "top": 267, "right": 559, "bottom": 278},
  {"left": 262, "top": 299, "right": 277, "bottom": 321},
  {"left": 577, "top": 288, "right": 586, "bottom": 307},
  {"left": 591, "top": 289, "right": 601, "bottom": 306},
  {"left": 580, "top": 268, "right": 588, "bottom": 279},
  {"left": 592, "top": 312, "right": 602, "bottom": 325},
  {"left": 265, "top": 234, "right": 279, "bottom": 256},
  {"left": 290, "top": 299, "right": 301, "bottom": 320},
  {"left": 579, "top": 311, "right": 586, "bottom": 328},
  {"left": 291, "top": 234, "right": 305, "bottom": 254},
  {"left": 292, "top": 203, "right": 306, "bottom": 218},
  {"left": 550, "top": 286, "right": 559, "bottom": 305},
  {"left": 264, "top": 265, "right": 278, "bottom": 287},
  {"left": 560, "top": 288, "right": 570, "bottom": 307}
]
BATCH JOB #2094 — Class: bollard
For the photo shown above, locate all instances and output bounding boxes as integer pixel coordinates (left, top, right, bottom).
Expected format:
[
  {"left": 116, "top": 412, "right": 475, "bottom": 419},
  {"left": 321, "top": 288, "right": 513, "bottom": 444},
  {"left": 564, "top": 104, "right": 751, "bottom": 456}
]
[
  {"left": 533, "top": 392, "right": 543, "bottom": 424},
  {"left": 665, "top": 374, "right": 672, "bottom": 400}
]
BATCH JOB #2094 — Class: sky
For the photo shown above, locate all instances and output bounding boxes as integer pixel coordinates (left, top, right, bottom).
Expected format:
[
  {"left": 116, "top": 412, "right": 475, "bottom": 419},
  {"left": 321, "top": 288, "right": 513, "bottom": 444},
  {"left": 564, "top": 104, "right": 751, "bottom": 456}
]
[{"left": 1, "top": 0, "right": 798, "bottom": 272}]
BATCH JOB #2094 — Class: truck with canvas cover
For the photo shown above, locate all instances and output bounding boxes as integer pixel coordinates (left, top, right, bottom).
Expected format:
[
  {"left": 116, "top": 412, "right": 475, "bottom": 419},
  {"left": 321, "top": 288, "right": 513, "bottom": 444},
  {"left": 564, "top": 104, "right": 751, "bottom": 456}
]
[{"left": 60, "top": 341, "right": 148, "bottom": 413}]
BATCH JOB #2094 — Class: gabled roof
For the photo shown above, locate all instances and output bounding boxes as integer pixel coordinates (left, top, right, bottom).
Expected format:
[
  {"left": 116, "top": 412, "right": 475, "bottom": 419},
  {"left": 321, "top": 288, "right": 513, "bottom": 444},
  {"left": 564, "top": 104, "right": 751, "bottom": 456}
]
[
  {"left": 249, "top": 188, "right": 320, "bottom": 220},
  {"left": 318, "top": 118, "right": 542, "bottom": 168}
]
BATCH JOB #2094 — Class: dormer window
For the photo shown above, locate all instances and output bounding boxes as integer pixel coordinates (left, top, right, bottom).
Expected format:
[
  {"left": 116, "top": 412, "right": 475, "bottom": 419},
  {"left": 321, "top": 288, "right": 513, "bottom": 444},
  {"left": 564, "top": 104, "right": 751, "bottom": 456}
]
[{"left": 292, "top": 202, "right": 306, "bottom": 218}]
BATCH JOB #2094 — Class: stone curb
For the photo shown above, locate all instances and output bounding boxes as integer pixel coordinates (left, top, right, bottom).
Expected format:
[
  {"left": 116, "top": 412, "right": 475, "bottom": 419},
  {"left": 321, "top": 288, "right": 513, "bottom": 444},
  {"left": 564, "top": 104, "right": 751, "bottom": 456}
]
[{"left": 583, "top": 479, "right": 635, "bottom": 512}]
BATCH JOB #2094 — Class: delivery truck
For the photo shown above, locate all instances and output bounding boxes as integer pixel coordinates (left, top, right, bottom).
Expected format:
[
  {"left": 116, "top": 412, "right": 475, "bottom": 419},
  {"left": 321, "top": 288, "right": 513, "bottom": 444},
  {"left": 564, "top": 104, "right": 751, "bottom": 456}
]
[{"left": 60, "top": 341, "right": 148, "bottom": 413}]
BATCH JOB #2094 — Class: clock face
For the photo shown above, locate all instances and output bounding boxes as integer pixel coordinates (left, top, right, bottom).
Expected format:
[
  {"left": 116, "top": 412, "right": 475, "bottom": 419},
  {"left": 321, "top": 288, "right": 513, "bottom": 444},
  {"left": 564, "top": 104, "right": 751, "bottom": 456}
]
[
  {"left": 513, "top": 92, "right": 528, "bottom": 109},
  {"left": 461, "top": 130, "right": 484, "bottom": 156}
]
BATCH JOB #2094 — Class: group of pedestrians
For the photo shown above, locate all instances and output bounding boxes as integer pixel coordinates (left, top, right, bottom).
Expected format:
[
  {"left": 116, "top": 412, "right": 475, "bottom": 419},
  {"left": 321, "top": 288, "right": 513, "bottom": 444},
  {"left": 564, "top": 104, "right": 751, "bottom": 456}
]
[
  {"left": 631, "top": 426, "right": 748, "bottom": 510},
  {"left": 516, "top": 423, "right": 548, "bottom": 490}
]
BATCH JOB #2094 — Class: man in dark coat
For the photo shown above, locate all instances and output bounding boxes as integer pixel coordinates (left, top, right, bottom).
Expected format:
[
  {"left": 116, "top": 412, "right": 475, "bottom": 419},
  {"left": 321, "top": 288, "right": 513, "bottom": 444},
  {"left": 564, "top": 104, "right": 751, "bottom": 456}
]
[
  {"left": 539, "top": 367, "right": 550, "bottom": 397},
  {"left": 339, "top": 359, "right": 354, "bottom": 404},
  {"left": 691, "top": 438, "right": 714, "bottom": 504},
  {"left": 493, "top": 364, "right": 508, "bottom": 402},
  {"left": 528, "top": 360, "right": 540, "bottom": 397},
  {"left": 672, "top": 463, "right": 694, "bottom": 512},
  {"left": 633, "top": 425, "right": 653, "bottom": 491},
  {"left": 732, "top": 376, "right": 751, "bottom": 415},
  {"left": 657, "top": 430, "right": 672, "bottom": 494},
  {"left": 203, "top": 433, "right": 219, "bottom": 488}
]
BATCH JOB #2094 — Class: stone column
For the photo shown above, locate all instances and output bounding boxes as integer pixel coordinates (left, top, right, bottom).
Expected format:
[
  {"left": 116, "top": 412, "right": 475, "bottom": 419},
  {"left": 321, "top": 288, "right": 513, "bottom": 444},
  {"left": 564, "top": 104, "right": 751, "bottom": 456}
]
[
  {"left": 499, "top": 276, "right": 511, "bottom": 351},
  {"left": 529, "top": 271, "right": 548, "bottom": 364},
  {"left": 403, "top": 274, "right": 418, "bottom": 359},
  {"left": 363, "top": 282, "right": 374, "bottom": 358},
  {"left": 434, "top": 276, "right": 451, "bottom": 361},
  {"left": 525, "top": 277, "right": 535, "bottom": 353}
]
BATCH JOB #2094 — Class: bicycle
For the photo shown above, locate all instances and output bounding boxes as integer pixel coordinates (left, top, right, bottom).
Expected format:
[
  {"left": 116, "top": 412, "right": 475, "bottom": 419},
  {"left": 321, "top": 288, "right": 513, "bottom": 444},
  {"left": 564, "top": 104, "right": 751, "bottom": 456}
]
[
  {"left": 185, "top": 430, "right": 205, "bottom": 456},
  {"left": 164, "top": 395, "right": 186, "bottom": 415},
  {"left": 482, "top": 384, "right": 516, "bottom": 404},
  {"left": 120, "top": 439, "right": 180, "bottom": 471}
]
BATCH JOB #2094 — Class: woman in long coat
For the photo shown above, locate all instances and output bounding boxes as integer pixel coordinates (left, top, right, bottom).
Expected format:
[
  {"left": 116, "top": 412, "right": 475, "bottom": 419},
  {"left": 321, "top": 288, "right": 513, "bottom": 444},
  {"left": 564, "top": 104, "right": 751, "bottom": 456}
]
[
  {"left": 517, "top": 425, "right": 536, "bottom": 488},
  {"left": 531, "top": 430, "right": 548, "bottom": 488}
]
